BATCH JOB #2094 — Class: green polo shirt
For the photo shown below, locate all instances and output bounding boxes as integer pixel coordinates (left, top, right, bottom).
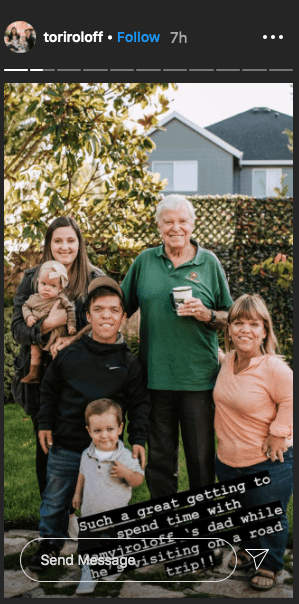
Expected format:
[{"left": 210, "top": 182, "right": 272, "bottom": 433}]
[{"left": 121, "top": 240, "right": 233, "bottom": 391}]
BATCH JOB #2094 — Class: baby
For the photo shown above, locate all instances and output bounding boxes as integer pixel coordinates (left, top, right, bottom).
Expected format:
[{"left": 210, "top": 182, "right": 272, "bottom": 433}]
[
  {"left": 21, "top": 261, "right": 76, "bottom": 384},
  {"left": 73, "top": 398, "right": 144, "bottom": 594},
  {"left": 17, "top": 36, "right": 29, "bottom": 52}
]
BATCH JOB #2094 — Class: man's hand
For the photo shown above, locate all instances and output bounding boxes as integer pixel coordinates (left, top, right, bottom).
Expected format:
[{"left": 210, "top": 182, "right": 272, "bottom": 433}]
[
  {"left": 177, "top": 297, "right": 211, "bottom": 322},
  {"left": 132, "top": 444, "right": 146, "bottom": 469},
  {"left": 26, "top": 315, "right": 37, "bottom": 327},
  {"left": 50, "top": 336, "right": 75, "bottom": 359},
  {"left": 177, "top": 299, "right": 228, "bottom": 330},
  {"left": 38, "top": 430, "right": 53, "bottom": 454},
  {"left": 262, "top": 435, "right": 287, "bottom": 462},
  {"left": 68, "top": 326, "right": 77, "bottom": 335},
  {"left": 72, "top": 494, "right": 81, "bottom": 510}
]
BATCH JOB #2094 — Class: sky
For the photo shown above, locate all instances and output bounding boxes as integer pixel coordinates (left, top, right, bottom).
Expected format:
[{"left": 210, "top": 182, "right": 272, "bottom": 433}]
[{"left": 131, "top": 82, "right": 293, "bottom": 129}]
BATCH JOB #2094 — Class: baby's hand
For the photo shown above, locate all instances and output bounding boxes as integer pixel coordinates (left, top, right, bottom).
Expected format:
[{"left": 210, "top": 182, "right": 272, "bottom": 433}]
[
  {"left": 27, "top": 315, "right": 37, "bottom": 327},
  {"left": 110, "top": 460, "right": 130, "bottom": 480},
  {"left": 68, "top": 326, "right": 76, "bottom": 335},
  {"left": 72, "top": 494, "right": 81, "bottom": 510}
]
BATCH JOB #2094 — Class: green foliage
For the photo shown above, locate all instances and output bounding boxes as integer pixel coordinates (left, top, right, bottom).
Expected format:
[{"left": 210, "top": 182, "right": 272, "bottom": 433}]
[
  {"left": 273, "top": 174, "right": 289, "bottom": 198},
  {"left": 4, "top": 82, "right": 177, "bottom": 287},
  {"left": 4, "top": 308, "right": 19, "bottom": 403},
  {"left": 4, "top": 405, "right": 293, "bottom": 551},
  {"left": 252, "top": 253, "right": 293, "bottom": 289},
  {"left": 4, "top": 404, "right": 187, "bottom": 524},
  {"left": 283, "top": 128, "right": 293, "bottom": 154},
  {"left": 189, "top": 196, "right": 293, "bottom": 366},
  {"left": 4, "top": 196, "right": 293, "bottom": 403}
]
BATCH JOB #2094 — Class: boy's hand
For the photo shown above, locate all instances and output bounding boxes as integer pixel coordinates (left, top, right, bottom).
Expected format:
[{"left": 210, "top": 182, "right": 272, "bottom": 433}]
[
  {"left": 68, "top": 326, "right": 76, "bottom": 335},
  {"left": 72, "top": 495, "right": 81, "bottom": 510},
  {"left": 132, "top": 445, "right": 145, "bottom": 469},
  {"left": 38, "top": 430, "right": 53, "bottom": 454},
  {"left": 110, "top": 460, "right": 130, "bottom": 480},
  {"left": 27, "top": 315, "right": 37, "bottom": 327}
]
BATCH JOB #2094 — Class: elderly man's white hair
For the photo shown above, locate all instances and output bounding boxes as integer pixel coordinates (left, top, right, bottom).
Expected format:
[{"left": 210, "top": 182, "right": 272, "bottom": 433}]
[{"left": 156, "top": 194, "right": 196, "bottom": 224}]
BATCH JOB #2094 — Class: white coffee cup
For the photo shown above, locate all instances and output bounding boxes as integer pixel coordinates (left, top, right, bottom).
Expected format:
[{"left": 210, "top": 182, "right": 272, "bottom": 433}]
[{"left": 172, "top": 286, "right": 192, "bottom": 314}]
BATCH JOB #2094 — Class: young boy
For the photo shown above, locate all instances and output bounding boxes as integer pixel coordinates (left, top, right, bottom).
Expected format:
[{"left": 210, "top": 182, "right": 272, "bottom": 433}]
[
  {"left": 29, "top": 277, "right": 150, "bottom": 574},
  {"left": 73, "top": 398, "right": 144, "bottom": 594}
]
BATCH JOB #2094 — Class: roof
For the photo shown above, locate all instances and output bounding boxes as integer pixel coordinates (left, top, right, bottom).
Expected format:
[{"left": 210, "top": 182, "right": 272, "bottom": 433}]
[
  {"left": 149, "top": 111, "right": 243, "bottom": 160},
  {"left": 205, "top": 108, "right": 293, "bottom": 161}
]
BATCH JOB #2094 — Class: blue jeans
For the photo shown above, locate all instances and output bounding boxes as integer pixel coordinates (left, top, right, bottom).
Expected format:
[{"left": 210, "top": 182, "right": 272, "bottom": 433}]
[
  {"left": 39, "top": 445, "right": 82, "bottom": 549},
  {"left": 216, "top": 448, "right": 293, "bottom": 572}
]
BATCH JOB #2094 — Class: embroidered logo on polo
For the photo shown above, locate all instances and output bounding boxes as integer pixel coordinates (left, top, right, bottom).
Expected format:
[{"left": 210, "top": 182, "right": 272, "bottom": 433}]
[{"left": 186, "top": 271, "right": 200, "bottom": 284}]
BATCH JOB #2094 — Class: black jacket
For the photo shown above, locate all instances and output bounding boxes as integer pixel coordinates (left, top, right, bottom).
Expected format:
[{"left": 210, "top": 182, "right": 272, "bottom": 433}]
[
  {"left": 36, "top": 335, "right": 150, "bottom": 452},
  {"left": 11, "top": 265, "right": 104, "bottom": 417}
]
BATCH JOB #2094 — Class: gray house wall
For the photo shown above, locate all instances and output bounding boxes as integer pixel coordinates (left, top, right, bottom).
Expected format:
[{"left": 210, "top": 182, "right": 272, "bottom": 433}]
[
  {"left": 240, "top": 166, "right": 293, "bottom": 196},
  {"left": 150, "top": 119, "right": 234, "bottom": 196}
]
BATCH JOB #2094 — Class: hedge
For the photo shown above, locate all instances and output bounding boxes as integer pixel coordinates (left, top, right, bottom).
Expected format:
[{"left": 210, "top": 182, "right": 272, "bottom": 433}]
[
  {"left": 4, "top": 308, "right": 19, "bottom": 403},
  {"left": 5, "top": 196, "right": 293, "bottom": 402}
]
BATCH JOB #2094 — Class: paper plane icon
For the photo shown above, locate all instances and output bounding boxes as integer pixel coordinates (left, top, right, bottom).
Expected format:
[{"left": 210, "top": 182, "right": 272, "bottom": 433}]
[{"left": 245, "top": 549, "right": 269, "bottom": 570}]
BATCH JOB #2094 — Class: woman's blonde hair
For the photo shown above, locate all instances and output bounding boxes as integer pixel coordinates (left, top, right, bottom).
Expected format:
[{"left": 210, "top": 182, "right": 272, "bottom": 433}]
[{"left": 225, "top": 293, "right": 279, "bottom": 355}]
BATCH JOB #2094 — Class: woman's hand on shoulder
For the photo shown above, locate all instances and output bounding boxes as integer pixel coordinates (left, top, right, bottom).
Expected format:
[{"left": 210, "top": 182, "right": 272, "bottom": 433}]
[
  {"left": 218, "top": 347, "right": 225, "bottom": 364},
  {"left": 50, "top": 336, "right": 76, "bottom": 359}
]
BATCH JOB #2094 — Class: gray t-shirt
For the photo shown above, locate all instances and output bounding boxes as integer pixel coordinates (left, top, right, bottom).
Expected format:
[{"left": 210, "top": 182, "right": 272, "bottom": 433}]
[{"left": 79, "top": 439, "right": 144, "bottom": 517}]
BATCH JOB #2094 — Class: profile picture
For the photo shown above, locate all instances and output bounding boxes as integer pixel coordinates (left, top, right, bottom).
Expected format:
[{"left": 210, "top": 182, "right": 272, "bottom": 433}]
[{"left": 4, "top": 21, "right": 36, "bottom": 53}]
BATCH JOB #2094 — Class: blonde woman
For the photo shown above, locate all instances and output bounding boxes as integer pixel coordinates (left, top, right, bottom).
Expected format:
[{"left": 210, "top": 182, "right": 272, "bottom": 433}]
[{"left": 214, "top": 294, "right": 293, "bottom": 591}]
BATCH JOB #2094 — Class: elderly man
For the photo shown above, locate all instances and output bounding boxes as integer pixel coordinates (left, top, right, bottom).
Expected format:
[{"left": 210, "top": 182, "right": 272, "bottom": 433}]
[{"left": 121, "top": 194, "right": 233, "bottom": 499}]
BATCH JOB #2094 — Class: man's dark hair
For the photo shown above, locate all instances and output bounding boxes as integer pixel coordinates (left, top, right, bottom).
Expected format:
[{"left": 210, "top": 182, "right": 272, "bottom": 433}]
[{"left": 86, "top": 286, "right": 125, "bottom": 312}]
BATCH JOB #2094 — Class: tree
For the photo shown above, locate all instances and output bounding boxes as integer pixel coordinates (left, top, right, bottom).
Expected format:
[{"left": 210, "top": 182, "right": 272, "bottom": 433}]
[
  {"left": 273, "top": 174, "right": 289, "bottom": 198},
  {"left": 4, "top": 82, "right": 176, "bottom": 292}
]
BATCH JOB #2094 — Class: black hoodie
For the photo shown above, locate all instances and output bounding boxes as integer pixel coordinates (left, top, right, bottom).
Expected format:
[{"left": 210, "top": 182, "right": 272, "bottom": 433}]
[{"left": 36, "top": 335, "right": 150, "bottom": 452}]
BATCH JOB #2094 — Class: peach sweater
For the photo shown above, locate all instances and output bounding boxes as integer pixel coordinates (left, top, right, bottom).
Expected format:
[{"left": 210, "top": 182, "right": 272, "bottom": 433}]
[{"left": 213, "top": 351, "right": 293, "bottom": 467}]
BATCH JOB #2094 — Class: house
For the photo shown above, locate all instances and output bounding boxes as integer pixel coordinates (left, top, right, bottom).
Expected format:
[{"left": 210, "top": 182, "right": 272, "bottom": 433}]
[{"left": 149, "top": 109, "right": 293, "bottom": 197}]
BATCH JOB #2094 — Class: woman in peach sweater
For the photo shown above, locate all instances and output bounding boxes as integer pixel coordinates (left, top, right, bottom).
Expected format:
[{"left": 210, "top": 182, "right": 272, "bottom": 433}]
[{"left": 213, "top": 294, "right": 293, "bottom": 592}]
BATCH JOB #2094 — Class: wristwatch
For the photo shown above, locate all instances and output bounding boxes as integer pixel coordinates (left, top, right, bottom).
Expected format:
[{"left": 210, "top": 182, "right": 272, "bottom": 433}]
[{"left": 206, "top": 309, "right": 217, "bottom": 325}]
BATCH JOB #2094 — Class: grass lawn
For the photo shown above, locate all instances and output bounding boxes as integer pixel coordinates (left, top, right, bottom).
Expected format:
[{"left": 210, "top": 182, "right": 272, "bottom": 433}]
[
  {"left": 4, "top": 403, "right": 189, "bottom": 524},
  {"left": 4, "top": 403, "right": 293, "bottom": 548}
]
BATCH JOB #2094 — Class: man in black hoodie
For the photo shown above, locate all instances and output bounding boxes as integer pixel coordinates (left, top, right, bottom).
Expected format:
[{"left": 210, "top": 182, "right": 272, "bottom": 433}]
[{"left": 30, "top": 277, "right": 150, "bottom": 569}]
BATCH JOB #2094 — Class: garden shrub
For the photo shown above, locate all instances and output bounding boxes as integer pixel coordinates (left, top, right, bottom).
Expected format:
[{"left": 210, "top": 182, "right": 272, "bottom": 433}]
[
  {"left": 4, "top": 307, "right": 19, "bottom": 403},
  {"left": 5, "top": 196, "right": 293, "bottom": 401}
]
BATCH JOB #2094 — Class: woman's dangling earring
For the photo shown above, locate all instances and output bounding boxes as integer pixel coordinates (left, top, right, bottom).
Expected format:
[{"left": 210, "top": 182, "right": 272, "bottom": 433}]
[{"left": 261, "top": 339, "right": 266, "bottom": 354}]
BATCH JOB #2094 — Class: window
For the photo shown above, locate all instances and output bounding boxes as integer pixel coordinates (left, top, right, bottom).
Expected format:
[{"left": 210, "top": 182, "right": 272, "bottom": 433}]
[
  {"left": 152, "top": 161, "right": 198, "bottom": 192},
  {"left": 252, "top": 169, "right": 282, "bottom": 197}
]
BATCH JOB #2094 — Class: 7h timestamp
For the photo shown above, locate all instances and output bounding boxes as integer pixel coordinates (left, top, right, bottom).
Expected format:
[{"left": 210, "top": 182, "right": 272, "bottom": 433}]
[{"left": 170, "top": 32, "right": 188, "bottom": 43}]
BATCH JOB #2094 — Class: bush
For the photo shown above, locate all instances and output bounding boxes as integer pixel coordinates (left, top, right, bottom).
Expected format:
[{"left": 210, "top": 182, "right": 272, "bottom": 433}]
[{"left": 4, "top": 307, "right": 19, "bottom": 404}]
